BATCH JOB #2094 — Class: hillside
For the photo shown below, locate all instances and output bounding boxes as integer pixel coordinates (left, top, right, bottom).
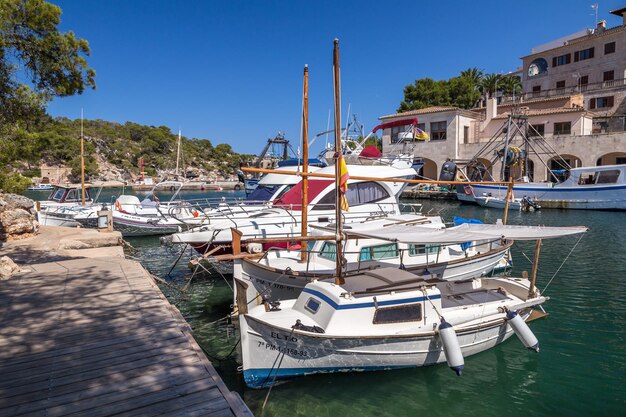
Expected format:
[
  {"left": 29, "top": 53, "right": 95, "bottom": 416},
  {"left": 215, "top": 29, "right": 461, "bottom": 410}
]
[{"left": 0, "top": 116, "right": 255, "bottom": 191}]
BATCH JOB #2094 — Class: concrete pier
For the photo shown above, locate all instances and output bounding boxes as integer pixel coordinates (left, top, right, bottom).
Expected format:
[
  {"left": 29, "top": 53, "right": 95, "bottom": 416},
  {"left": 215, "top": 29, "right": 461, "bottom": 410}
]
[{"left": 0, "top": 226, "right": 252, "bottom": 417}]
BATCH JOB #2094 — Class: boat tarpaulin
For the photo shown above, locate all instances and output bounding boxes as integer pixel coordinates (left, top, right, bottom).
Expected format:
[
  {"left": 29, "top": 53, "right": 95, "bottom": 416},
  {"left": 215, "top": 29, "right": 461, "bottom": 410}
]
[
  {"left": 344, "top": 223, "right": 588, "bottom": 244},
  {"left": 370, "top": 118, "right": 418, "bottom": 133}
]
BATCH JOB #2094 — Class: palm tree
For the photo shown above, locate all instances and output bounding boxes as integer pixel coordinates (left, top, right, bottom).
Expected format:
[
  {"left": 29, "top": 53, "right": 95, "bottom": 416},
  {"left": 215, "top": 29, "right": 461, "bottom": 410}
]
[
  {"left": 480, "top": 73, "right": 503, "bottom": 99},
  {"left": 500, "top": 76, "right": 522, "bottom": 97},
  {"left": 460, "top": 67, "right": 484, "bottom": 88}
]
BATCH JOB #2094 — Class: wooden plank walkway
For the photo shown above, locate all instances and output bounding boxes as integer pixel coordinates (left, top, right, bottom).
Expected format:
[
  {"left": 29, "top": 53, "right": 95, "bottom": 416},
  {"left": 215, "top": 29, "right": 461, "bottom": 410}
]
[{"left": 0, "top": 256, "right": 253, "bottom": 417}]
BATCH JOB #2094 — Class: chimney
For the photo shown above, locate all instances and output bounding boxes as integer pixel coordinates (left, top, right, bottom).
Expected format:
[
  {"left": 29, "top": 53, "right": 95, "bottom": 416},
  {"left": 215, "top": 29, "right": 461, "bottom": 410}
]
[
  {"left": 482, "top": 97, "right": 498, "bottom": 131},
  {"left": 596, "top": 20, "right": 607, "bottom": 33}
]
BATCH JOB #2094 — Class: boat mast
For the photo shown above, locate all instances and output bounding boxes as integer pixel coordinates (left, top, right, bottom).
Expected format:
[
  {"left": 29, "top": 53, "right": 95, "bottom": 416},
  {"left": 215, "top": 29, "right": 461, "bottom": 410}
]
[
  {"left": 333, "top": 39, "right": 345, "bottom": 286},
  {"left": 80, "top": 109, "right": 85, "bottom": 206},
  {"left": 301, "top": 65, "right": 309, "bottom": 263},
  {"left": 176, "top": 130, "right": 181, "bottom": 178}
]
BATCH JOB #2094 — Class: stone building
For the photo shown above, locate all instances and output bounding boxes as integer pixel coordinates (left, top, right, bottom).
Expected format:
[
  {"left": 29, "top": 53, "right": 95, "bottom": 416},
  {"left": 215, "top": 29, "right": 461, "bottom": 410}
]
[{"left": 380, "top": 6, "right": 626, "bottom": 181}]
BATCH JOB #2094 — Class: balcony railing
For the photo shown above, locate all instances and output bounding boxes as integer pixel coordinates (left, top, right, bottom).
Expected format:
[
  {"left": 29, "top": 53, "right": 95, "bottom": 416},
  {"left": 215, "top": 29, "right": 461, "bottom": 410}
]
[{"left": 500, "top": 78, "right": 626, "bottom": 103}]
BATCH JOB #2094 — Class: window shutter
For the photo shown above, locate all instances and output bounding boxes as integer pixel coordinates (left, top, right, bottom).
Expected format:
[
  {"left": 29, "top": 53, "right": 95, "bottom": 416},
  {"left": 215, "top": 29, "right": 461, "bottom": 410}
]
[
  {"left": 574, "top": 51, "right": 579, "bottom": 62},
  {"left": 608, "top": 96, "right": 614, "bottom": 107},
  {"left": 590, "top": 47, "right": 595, "bottom": 58},
  {"left": 552, "top": 57, "right": 557, "bottom": 67},
  {"left": 590, "top": 99, "right": 596, "bottom": 109},
  {"left": 566, "top": 54, "right": 571, "bottom": 64}
]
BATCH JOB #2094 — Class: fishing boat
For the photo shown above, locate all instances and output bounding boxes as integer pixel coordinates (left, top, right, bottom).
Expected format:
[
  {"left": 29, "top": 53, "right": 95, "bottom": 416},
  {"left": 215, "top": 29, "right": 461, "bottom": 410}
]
[
  {"left": 237, "top": 216, "right": 513, "bottom": 302},
  {"left": 235, "top": 222, "right": 588, "bottom": 388},
  {"left": 467, "top": 165, "right": 625, "bottom": 210},
  {"left": 456, "top": 113, "right": 626, "bottom": 210}
]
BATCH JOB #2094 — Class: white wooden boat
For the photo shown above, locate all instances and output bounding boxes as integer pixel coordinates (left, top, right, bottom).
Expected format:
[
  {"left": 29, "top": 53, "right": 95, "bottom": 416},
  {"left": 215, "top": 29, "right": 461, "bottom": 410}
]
[
  {"left": 238, "top": 216, "right": 513, "bottom": 302},
  {"left": 236, "top": 223, "right": 587, "bottom": 388},
  {"left": 36, "top": 185, "right": 103, "bottom": 227}
]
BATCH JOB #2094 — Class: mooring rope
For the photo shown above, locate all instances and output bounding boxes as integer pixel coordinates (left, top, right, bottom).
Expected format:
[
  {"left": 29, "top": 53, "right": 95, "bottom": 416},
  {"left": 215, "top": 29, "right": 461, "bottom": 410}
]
[{"left": 542, "top": 233, "right": 585, "bottom": 294}]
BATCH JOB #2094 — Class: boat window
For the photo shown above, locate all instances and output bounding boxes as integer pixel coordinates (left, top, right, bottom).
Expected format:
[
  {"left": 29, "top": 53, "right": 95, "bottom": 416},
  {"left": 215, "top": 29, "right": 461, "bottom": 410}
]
[
  {"left": 359, "top": 243, "right": 398, "bottom": 261},
  {"left": 595, "top": 170, "right": 621, "bottom": 184},
  {"left": 312, "top": 181, "right": 390, "bottom": 210},
  {"left": 304, "top": 297, "right": 321, "bottom": 314},
  {"left": 409, "top": 244, "right": 439, "bottom": 256},
  {"left": 577, "top": 172, "right": 599, "bottom": 185},
  {"left": 66, "top": 189, "right": 78, "bottom": 201},
  {"left": 373, "top": 303, "right": 422, "bottom": 324},
  {"left": 273, "top": 184, "right": 293, "bottom": 199},
  {"left": 318, "top": 242, "right": 337, "bottom": 261},
  {"left": 51, "top": 188, "right": 65, "bottom": 201}
]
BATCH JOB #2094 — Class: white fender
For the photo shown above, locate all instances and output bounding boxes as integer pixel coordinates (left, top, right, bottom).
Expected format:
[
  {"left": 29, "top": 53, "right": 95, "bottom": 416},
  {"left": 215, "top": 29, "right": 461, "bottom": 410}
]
[
  {"left": 438, "top": 319, "right": 464, "bottom": 376},
  {"left": 506, "top": 310, "right": 539, "bottom": 352}
]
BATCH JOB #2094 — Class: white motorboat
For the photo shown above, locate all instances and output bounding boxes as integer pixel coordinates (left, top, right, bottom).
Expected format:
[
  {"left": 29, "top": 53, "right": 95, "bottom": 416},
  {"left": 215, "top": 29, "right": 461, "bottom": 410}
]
[
  {"left": 166, "top": 163, "right": 417, "bottom": 255},
  {"left": 27, "top": 183, "right": 54, "bottom": 191},
  {"left": 238, "top": 215, "right": 513, "bottom": 302},
  {"left": 36, "top": 185, "right": 104, "bottom": 227},
  {"left": 236, "top": 223, "right": 588, "bottom": 388}
]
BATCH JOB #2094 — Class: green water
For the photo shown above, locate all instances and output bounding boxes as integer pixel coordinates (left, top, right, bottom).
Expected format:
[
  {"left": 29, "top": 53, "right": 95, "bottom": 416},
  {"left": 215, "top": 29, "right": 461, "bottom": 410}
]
[{"left": 30, "top": 188, "right": 626, "bottom": 416}]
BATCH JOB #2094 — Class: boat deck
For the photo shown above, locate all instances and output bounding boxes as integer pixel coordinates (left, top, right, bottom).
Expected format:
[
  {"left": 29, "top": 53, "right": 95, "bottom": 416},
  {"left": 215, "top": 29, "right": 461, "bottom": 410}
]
[{"left": 0, "top": 256, "right": 252, "bottom": 417}]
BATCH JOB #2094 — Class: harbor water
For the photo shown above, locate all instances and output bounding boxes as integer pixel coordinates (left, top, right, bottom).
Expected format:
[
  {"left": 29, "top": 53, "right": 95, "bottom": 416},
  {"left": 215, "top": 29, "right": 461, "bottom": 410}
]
[{"left": 26, "top": 188, "right": 626, "bottom": 416}]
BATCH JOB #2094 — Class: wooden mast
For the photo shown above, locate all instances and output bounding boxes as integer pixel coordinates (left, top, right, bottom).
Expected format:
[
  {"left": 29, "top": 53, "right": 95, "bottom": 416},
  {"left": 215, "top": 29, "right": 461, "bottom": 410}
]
[
  {"left": 176, "top": 130, "right": 181, "bottom": 178},
  {"left": 80, "top": 109, "right": 85, "bottom": 206},
  {"left": 333, "top": 39, "right": 345, "bottom": 286},
  {"left": 300, "top": 65, "right": 309, "bottom": 262}
]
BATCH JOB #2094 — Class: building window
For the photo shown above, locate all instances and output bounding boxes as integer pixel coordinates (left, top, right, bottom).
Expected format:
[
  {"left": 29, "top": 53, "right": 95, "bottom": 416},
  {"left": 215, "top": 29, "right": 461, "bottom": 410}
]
[
  {"left": 605, "top": 41, "right": 616, "bottom": 54},
  {"left": 590, "top": 96, "right": 614, "bottom": 109},
  {"left": 527, "top": 58, "right": 548, "bottom": 77},
  {"left": 554, "top": 122, "right": 571, "bottom": 135},
  {"left": 463, "top": 126, "right": 469, "bottom": 144},
  {"left": 556, "top": 80, "right": 565, "bottom": 88},
  {"left": 574, "top": 47, "right": 594, "bottom": 62},
  {"left": 552, "top": 53, "right": 571, "bottom": 66},
  {"left": 529, "top": 124, "right": 545, "bottom": 137},
  {"left": 391, "top": 126, "right": 401, "bottom": 144},
  {"left": 603, "top": 70, "right": 614, "bottom": 82},
  {"left": 430, "top": 121, "right": 447, "bottom": 140},
  {"left": 532, "top": 85, "right": 541, "bottom": 97}
]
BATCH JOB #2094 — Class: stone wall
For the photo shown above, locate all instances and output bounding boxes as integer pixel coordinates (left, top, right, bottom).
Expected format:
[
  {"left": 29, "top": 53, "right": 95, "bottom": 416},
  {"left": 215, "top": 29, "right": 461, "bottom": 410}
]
[{"left": 0, "top": 194, "right": 39, "bottom": 241}]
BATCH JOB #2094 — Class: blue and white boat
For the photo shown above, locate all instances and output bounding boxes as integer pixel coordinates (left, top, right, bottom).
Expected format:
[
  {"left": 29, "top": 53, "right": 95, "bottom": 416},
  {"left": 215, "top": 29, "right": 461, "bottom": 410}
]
[
  {"left": 462, "top": 164, "right": 626, "bottom": 210},
  {"left": 235, "top": 222, "right": 587, "bottom": 388}
]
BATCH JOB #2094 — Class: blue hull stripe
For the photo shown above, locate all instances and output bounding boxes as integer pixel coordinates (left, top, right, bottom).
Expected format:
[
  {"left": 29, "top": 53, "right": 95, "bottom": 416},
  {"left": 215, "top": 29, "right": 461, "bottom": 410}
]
[
  {"left": 244, "top": 365, "right": 411, "bottom": 389},
  {"left": 302, "top": 288, "right": 440, "bottom": 310}
]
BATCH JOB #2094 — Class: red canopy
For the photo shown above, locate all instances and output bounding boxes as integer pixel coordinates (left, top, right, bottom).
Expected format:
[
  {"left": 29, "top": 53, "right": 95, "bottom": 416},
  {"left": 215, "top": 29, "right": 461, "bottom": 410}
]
[
  {"left": 360, "top": 145, "right": 382, "bottom": 158},
  {"left": 370, "top": 118, "right": 418, "bottom": 133}
]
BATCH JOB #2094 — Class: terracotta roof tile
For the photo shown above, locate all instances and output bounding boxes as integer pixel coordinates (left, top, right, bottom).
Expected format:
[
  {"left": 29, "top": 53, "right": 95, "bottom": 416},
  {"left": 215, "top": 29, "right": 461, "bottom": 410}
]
[
  {"left": 379, "top": 106, "right": 460, "bottom": 119},
  {"left": 492, "top": 107, "right": 587, "bottom": 119}
]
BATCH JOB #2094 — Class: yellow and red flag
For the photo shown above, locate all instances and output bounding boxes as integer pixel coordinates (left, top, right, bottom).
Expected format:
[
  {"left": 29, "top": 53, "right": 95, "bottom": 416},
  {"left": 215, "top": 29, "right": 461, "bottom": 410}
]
[{"left": 339, "top": 155, "right": 349, "bottom": 211}]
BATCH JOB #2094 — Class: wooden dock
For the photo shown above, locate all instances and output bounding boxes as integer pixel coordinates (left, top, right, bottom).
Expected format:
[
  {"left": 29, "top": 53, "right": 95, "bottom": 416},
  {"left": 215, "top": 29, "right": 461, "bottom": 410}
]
[{"left": 0, "top": 256, "right": 253, "bottom": 417}]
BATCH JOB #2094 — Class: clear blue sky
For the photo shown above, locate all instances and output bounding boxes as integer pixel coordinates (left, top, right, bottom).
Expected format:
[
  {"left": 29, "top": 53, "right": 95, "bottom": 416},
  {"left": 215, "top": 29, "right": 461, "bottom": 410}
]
[{"left": 47, "top": 0, "right": 625, "bottom": 155}]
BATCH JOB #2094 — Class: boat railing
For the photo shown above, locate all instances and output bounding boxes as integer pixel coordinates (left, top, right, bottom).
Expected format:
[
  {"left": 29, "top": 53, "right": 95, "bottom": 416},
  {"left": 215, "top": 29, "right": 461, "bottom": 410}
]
[{"left": 259, "top": 237, "right": 505, "bottom": 276}]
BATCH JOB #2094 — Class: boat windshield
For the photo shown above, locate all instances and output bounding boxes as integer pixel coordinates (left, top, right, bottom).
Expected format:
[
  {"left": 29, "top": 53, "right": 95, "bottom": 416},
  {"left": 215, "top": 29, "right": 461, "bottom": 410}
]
[{"left": 247, "top": 184, "right": 281, "bottom": 201}]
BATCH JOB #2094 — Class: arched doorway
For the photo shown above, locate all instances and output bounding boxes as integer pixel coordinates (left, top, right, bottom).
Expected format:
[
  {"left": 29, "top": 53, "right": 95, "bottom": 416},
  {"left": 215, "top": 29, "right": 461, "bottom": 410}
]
[
  {"left": 596, "top": 152, "right": 626, "bottom": 166},
  {"left": 416, "top": 158, "right": 437, "bottom": 180},
  {"left": 546, "top": 154, "right": 581, "bottom": 182}
]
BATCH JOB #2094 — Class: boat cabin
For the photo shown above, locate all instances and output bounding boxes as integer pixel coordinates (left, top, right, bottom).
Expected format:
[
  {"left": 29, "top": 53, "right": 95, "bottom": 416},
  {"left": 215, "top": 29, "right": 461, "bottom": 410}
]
[
  {"left": 565, "top": 164, "right": 626, "bottom": 186},
  {"left": 47, "top": 186, "right": 92, "bottom": 203}
]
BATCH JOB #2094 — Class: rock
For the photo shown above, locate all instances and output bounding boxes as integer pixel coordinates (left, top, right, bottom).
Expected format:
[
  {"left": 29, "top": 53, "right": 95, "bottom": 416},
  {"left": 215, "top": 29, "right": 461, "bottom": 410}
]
[
  {"left": 1, "top": 194, "right": 34, "bottom": 211},
  {"left": 0, "top": 256, "right": 22, "bottom": 280}
]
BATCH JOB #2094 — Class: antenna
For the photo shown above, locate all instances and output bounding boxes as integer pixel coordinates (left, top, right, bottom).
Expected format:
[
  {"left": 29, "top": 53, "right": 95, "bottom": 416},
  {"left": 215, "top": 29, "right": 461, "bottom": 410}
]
[{"left": 591, "top": 3, "right": 598, "bottom": 26}]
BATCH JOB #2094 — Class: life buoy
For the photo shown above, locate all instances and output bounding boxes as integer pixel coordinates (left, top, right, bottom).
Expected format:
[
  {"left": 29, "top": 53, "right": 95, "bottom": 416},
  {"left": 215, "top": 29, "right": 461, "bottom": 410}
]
[{"left": 464, "top": 185, "right": 474, "bottom": 195}]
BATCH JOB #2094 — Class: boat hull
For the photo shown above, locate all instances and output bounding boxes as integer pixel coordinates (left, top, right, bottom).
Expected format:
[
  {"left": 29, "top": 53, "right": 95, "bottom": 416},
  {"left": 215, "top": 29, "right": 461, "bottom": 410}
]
[
  {"left": 465, "top": 183, "right": 626, "bottom": 210},
  {"left": 241, "top": 313, "right": 517, "bottom": 388}
]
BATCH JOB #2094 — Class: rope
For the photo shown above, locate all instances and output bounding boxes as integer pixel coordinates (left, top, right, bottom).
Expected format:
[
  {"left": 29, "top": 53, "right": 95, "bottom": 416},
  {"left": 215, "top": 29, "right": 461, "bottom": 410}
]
[
  {"left": 261, "top": 326, "right": 297, "bottom": 410},
  {"left": 541, "top": 234, "right": 585, "bottom": 294}
]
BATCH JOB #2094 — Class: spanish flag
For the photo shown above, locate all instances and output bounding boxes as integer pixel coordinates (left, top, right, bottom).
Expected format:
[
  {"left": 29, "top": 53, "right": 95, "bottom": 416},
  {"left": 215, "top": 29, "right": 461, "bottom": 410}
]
[
  {"left": 414, "top": 127, "right": 429, "bottom": 141},
  {"left": 339, "top": 155, "right": 349, "bottom": 211}
]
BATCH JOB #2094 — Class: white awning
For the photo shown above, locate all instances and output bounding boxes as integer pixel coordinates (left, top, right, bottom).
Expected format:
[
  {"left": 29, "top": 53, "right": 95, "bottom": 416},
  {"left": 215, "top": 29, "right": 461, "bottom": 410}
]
[{"left": 344, "top": 222, "right": 588, "bottom": 244}]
